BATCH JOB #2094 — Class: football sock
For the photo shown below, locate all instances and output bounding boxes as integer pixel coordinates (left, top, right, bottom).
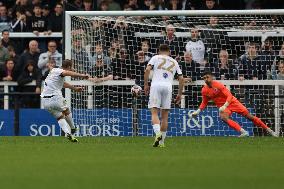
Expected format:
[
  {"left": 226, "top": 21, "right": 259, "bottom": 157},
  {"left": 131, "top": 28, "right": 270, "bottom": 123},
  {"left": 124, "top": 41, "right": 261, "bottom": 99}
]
[
  {"left": 252, "top": 116, "right": 269, "bottom": 129},
  {"left": 226, "top": 119, "right": 241, "bottom": 132},
  {"left": 160, "top": 131, "right": 167, "bottom": 144},
  {"left": 58, "top": 118, "right": 71, "bottom": 134},
  {"left": 65, "top": 113, "right": 75, "bottom": 129},
  {"left": 153, "top": 124, "right": 160, "bottom": 134}
]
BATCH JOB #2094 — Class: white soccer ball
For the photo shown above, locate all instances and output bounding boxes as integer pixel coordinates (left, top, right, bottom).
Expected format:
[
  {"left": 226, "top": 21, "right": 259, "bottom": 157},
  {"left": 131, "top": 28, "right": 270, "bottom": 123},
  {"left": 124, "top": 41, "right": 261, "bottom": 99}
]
[{"left": 131, "top": 85, "right": 142, "bottom": 97}]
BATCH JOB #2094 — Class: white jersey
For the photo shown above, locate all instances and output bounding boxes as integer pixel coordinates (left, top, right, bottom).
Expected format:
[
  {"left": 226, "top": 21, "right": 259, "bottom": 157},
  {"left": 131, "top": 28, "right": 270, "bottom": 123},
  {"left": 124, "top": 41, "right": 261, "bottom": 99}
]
[
  {"left": 148, "top": 54, "right": 182, "bottom": 87},
  {"left": 41, "top": 68, "right": 65, "bottom": 97},
  {"left": 185, "top": 40, "right": 205, "bottom": 63}
]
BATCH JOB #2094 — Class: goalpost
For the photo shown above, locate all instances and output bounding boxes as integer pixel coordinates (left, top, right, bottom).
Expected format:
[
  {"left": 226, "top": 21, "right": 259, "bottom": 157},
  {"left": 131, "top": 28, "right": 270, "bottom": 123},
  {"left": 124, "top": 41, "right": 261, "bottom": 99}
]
[{"left": 65, "top": 10, "right": 284, "bottom": 137}]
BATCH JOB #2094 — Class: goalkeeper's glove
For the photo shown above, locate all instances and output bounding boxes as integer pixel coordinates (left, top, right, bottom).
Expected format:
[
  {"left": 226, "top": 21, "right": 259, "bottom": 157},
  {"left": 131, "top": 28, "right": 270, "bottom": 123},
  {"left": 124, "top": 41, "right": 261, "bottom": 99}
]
[
  {"left": 219, "top": 102, "right": 229, "bottom": 112},
  {"left": 189, "top": 109, "right": 201, "bottom": 118}
]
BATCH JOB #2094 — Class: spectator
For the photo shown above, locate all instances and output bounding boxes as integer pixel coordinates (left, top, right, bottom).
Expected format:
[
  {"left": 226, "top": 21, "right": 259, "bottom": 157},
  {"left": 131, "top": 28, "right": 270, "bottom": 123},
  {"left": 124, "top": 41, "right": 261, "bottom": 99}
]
[
  {"left": 136, "top": 40, "right": 154, "bottom": 63},
  {"left": 11, "top": 8, "right": 27, "bottom": 32},
  {"left": 47, "top": 3, "right": 63, "bottom": 32},
  {"left": 179, "top": 51, "right": 201, "bottom": 108},
  {"left": 0, "top": 5, "right": 12, "bottom": 32},
  {"left": 155, "top": 0, "right": 167, "bottom": 10},
  {"left": 88, "top": 55, "right": 113, "bottom": 108},
  {"left": 13, "top": 0, "right": 32, "bottom": 17},
  {"left": 141, "top": 0, "right": 156, "bottom": 10},
  {"left": 125, "top": 0, "right": 139, "bottom": 10},
  {"left": 83, "top": 0, "right": 94, "bottom": 11},
  {"left": 272, "top": 43, "right": 284, "bottom": 79},
  {"left": 167, "top": 0, "right": 182, "bottom": 10},
  {"left": 7, "top": 46, "right": 19, "bottom": 65},
  {"left": 26, "top": 4, "right": 48, "bottom": 36},
  {"left": 1, "top": 30, "right": 15, "bottom": 49},
  {"left": 27, "top": 4, "right": 49, "bottom": 51},
  {"left": 276, "top": 60, "right": 284, "bottom": 80},
  {"left": 158, "top": 24, "right": 182, "bottom": 59},
  {"left": 0, "top": 59, "right": 17, "bottom": 81},
  {"left": 98, "top": 1, "right": 109, "bottom": 11},
  {"left": 38, "top": 40, "right": 62, "bottom": 74},
  {"left": 261, "top": 39, "right": 275, "bottom": 74},
  {"left": 113, "top": 48, "right": 132, "bottom": 80},
  {"left": 17, "top": 60, "right": 41, "bottom": 108},
  {"left": 87, "top": 43, "right": 111, "bottom": 66},
  {"left": 0, "top": 40, "right": 9, "bottom": 66},
  {"left": 181, "top": 0, "right": 198, "bottom": 10},
  {"left": 71, "top": 35, "right": 89, "bottom": 73},
  {"left": 42, "top": 59, "right": 56, "bottom": 80},
  {"left": 65, "top": 0, "right": 82, "bottom": 11},
  {"left": 206, "top": 49, "right": 237, "bottom": 80},
  {"left": 201, "top": 0, "right": 219, "bottom": 10},
  {"left": 106, "top": 0, "right": 121, "bottom": 10},
  {"left": 238, "top": 42, "right": 267, "bottom": 80},
  {"left": 185, "top": 28, "right": 206, "bottom": 67},
  {"left": 15, "top": 40, "right": 40, "bottom": 76},
  {"left": 89, "top": 55, "right": 113, "bottom": 83},
  {"left": 180, "top": 51, "right": 200, "bottom": 82},
  {"left": 208, "top": 16, "right": 219, "bottom": 28},
  {"left": 42, "top": 4, "right": 50, "bottom": 18},
  {"left": 108, "top": 38, "right": 121, "bottom": 60}
]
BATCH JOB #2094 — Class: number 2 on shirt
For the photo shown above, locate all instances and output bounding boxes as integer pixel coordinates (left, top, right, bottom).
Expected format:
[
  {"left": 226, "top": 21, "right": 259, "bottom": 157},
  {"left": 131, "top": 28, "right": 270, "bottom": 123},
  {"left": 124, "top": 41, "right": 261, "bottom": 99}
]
[{"left": 157, "top": 58, "right": 175, "bottom": 73}]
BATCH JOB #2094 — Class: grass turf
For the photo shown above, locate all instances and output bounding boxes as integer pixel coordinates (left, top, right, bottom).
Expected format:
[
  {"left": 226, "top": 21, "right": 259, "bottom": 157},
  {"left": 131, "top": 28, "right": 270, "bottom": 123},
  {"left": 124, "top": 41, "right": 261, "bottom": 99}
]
[{"left": 0, "top": 137, "right": 283, "bottom": 189}]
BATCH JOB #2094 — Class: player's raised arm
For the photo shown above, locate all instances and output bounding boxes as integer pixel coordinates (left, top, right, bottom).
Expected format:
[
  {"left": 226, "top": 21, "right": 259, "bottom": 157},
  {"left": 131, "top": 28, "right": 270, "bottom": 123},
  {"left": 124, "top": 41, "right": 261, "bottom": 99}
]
[
  {"left": 63, "top": 82, "right": 84, "bottom": 92},
  {"left": 61, "top": 70, "right": 89, "bottom": 79}
]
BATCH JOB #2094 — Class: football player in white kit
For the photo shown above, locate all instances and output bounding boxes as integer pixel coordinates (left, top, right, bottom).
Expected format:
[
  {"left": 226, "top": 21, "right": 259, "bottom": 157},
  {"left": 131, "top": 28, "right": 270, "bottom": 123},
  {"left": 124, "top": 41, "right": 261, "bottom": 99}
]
[
  {"left": 41, "top": 59, "right": 89, "bottom": 142},
  {"left": 144, "top": 44, "right": 184, "bottom": 147}
]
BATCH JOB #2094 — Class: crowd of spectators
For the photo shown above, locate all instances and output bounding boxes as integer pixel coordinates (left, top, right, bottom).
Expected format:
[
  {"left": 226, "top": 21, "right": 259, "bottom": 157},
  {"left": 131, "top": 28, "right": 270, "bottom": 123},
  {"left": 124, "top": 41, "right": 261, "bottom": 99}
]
[
  {"left": 66, "top": 0, "right": 284, "bottom": 11},
  {"left": 0, "top": 0, "right": 283, "bottom": 109}
]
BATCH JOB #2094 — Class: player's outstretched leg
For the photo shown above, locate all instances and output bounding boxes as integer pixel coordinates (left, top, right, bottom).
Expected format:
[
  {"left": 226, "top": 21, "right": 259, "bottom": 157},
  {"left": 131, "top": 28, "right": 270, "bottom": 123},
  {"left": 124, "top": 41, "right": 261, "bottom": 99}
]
[
  {"left": 57, "top": 114, "right": 78, "bottom": 142},
  {"left": 151, "top": 108, "right": 162, "bottom": 147},
  {"left": 246, "top": 114, "right": 278, "bottom": 137},
  {"left": 63, "top": 109, "right": 78, "bottom": 135},
  {"left": 220, "top": 112, "right": 249, "bottom": 137},
  {"left": 159, "top": 109, "right": 169, "bottom": 147}
]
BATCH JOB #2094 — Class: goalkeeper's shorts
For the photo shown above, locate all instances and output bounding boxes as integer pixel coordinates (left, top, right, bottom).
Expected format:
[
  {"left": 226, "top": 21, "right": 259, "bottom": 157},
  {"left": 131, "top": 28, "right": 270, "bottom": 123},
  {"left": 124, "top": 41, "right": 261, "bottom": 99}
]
[{"left": 221, "top": 101, "right": 249, "bottom": 116}]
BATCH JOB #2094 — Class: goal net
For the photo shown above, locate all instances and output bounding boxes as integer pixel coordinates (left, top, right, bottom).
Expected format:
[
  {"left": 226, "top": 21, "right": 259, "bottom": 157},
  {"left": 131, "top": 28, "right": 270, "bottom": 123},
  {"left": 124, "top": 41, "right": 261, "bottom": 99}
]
[{"left": 65, "top": 10, "right": 284, "bottom": 137}]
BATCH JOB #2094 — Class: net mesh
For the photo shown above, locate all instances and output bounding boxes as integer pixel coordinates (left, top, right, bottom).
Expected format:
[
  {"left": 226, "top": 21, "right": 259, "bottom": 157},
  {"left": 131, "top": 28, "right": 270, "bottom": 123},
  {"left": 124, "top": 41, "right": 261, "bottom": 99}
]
[{"left": 68, "top": 13, "right": 284, "bottom": 137}]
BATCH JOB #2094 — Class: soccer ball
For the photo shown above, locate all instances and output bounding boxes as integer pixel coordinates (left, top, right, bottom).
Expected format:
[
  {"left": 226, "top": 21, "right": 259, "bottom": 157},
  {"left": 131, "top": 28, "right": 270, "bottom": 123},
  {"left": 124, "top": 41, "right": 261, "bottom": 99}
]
[{"left": 131, "top": 85, "right": 142, "bottom": 97}]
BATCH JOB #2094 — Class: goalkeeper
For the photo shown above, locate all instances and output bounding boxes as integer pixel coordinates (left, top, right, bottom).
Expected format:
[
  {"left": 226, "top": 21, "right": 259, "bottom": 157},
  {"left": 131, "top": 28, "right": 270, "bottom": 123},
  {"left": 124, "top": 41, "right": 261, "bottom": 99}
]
[{"left": 190, "top": 71, "right": 278, "bottom": 137}]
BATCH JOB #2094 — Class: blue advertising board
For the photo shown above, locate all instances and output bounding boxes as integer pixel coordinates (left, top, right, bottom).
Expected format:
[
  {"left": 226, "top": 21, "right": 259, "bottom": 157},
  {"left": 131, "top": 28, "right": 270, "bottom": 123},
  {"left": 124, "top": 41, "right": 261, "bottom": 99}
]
[
  {"left": 18, "top": 108, "right": 133, "bottom": 136},
  {"left": 2, "top": 108, "right": 255, "bottom": 136},
  {"left": 72, "top": 108, "right": 133, "bottom": 136},
  {"left": 19, "top": 109, "right": 61, "bottom": 136},
  {"left": 138, "top": 108, "right": 254, "bottom": 136},
  {"left": 0, "top": 110, "right": 14, "bottom": 136}
]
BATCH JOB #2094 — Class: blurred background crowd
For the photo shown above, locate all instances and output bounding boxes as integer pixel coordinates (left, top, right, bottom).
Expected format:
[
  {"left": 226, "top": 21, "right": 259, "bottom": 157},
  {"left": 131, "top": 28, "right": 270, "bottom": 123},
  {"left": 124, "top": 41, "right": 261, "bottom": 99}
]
[{"left": 0, "top": 0, "right": 283, "bottom": 109}]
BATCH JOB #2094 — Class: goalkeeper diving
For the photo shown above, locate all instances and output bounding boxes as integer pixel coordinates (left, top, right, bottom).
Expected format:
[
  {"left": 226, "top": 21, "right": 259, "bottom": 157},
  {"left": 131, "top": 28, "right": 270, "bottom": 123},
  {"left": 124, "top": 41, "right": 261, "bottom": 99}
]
[{"left": 190, "top": 71, "right": 278, "bottom": 137}]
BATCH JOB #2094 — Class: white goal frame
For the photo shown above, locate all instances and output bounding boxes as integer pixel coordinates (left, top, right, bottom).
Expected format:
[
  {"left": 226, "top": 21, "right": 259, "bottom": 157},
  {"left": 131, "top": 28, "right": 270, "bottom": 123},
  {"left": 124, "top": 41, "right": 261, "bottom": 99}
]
[{"left": 65, "top": 10, "right": 284, "bottom": 136}]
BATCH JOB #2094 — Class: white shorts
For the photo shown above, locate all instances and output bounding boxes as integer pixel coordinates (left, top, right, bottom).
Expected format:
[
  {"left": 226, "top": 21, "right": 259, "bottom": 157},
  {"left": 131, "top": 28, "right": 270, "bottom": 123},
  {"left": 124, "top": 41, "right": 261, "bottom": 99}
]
[
  {"left": 41, "top": 95, "right": 68, "bottom": 118},
  {"left": 148, "top": 84, "right": 172, "bottom": 109}
]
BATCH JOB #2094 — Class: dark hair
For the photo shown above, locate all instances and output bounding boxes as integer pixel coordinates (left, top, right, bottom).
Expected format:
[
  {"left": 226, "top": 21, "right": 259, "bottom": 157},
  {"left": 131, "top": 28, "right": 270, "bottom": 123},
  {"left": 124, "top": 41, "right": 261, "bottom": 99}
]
[
  {"left": 62, "top": 59, "right": 73, "bottom": 68},
  {"left": 2, "top": 30, "right": 9, "bottom": 34},
  {"left": 202, "top": 71, "right": 213, "bottom": 76},
  {"left": 26, "top": 60, "right": 35, "bottom": 67},
  {"left": 56, "top": 3, "right": 63, "bottom": 7},
  {"left": 5, "top": 58, "right": 14, "bottom": 64},
  {"left": 48, "top": 40, "right": 57, "bottom": 46},
  {"left": 33, "top": 4, "right": 42, "bottom": 9},
  {"left": 159, "top": 44, "right": 170, "bottom": 52},
  {"left": 7, "top": 45, "right": 14, "bottom": 52}
]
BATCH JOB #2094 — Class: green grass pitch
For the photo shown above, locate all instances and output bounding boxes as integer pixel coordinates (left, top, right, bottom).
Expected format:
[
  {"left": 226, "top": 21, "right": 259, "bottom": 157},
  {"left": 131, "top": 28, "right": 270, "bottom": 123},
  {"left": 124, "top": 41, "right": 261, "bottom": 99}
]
[{"left": 0, "top": 137, "right": 283, "bottom": 189}]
